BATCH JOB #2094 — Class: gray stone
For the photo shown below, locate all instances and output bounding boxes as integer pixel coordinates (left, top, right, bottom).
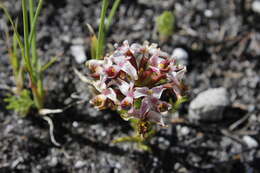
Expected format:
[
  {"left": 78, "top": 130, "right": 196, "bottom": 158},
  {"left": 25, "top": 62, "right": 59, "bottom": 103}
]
[
  {"left": 48, "top": 157, "right": 58, "bottom": 167},
  {"left": 243, "top": 136, "right": 258, "bottom": 148},
  {"left": 71, "top": 45, "right": 86, "bottom": 64},
  {"left": 189, "top": 88, "right": 230, "bottom": 122},
  {"left": 75, "top": 160, "right": 86, "bottom": 168},
  {"left": 171, "top": 48, "right": 189, "bottom": 65},
  {"left": 252, "top": 1, "right": 260, "bottom": 14}
]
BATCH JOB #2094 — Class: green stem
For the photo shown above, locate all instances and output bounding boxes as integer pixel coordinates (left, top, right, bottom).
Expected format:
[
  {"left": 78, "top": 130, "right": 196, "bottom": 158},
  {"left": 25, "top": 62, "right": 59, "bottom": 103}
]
[
  {"left": 22, "top": 0, "right": 33, "bottom": 78},
  {"left": 106, "top": 0, "right": 121, "bottom": 31},
  {"left": 29, "top": 0, "right": 38, "bottom": 67},
  {"left": 29, "top": 0, "right": 43, "bottom": 47},
  {"left": 96, "top": 0, "right": 109, "bottom": 59},
  {"left": 0, "top": 3, "right": 24, "bottom": 50},
  {"left": 23, "top": 0, "right": 43, "bottom": 109}
]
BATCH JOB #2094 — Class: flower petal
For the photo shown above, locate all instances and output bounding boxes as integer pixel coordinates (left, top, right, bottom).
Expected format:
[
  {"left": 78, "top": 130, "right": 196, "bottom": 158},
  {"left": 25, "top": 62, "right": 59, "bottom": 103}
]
[
  {"left": 149, "top": 54, "right": 163, "bottom": 67},
  {"left": 172, "top": 85, "right": 182, "bottom": 99},
  {"left": 134, "top": 87, "right": 149, "bottom": 98},
  {"left": 176, "top": 66, "right": 187, "bottom": 81},
  {"left": 156, "top": 100, "right": 172, "bottom": 113},
  {"left": 114, "top": 78, "right": 130, "bottom": 96},
  {"left": 121, "top": 61, "right": 138, "bottom": 80},
  {"left": 92, "top": 80, "right": 106, "bottom": 92},
  {"left": 130, "top": 43, "right": 142, "bottom": 54},
  {"left": 120, "top": 96, "right": 134, "bottom": 110},
  {"left": 146, "top": 111, "right": 165, "bottom": 126},
  {"left": 85, "top": 59, "right": 103, "bottom": 69},
  {"left": 104, "top": 65, "right": 120, "bottom": 78},
  {"left": 140, "top": 98, "right": 151, "bottom": 116},
  {"left": 102, "top": 88, "right": 118, "bottom": 104},
  {"left": 90, "top": 94, "right": 107, "bottom": 110},
  {"left": 151, "top": 85, "right": 166, "bottom": 99},
  {"left": 111, "top": 55, "right": 127, "bottom": 65}
]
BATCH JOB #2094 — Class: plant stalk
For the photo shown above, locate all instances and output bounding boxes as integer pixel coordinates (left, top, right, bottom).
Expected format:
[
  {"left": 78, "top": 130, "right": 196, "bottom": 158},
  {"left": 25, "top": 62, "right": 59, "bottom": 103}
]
[{"left": 96, "top": 0, "right": 109, "bottom": 59}]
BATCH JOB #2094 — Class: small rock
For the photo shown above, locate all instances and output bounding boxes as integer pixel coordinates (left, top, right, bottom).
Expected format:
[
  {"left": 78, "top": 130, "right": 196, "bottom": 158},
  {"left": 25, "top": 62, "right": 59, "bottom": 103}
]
[
  {"left": 49, "top": 157, "right": 58, "bottom": 167},
  {"left": 171, "top": 48, "right": 189, "bottom": 65},
  {"left": 72, "top": 37, "right": 84, "bottom": 45},
  {"left": 72, "top": 121, "right": 79, "bottom": 128},
  {"left": 189, "top": 88, "right": 230, "bottom": 122},
  {"left": 4, "top": 124, "right": 14, "bottom": 134},
  {"left": 204, "top": 9, "right": 213, "bottom": 18},
  {"left": 243, "top": 136, "right": 258, "bottom": 148},
  {"left": 61, "top": 34, "right": 71, "bottom": 43},
  {"left": 11, "top": 157, "right": 23, "bottom": 168},
  {"left": 180, "top": 126, "right": 190, "bottom": 136},
  {"left": 115, "top": 163, "right": 121, "bottom": 169},
  {"left": 71, "top": 45, "right": 86, "bottom": 64},
  {"left": 75, "top": 160, "right": 86, "bottom": 168},
  {"left": 252, "top": 1, "right": 260, "bottom": 14}
]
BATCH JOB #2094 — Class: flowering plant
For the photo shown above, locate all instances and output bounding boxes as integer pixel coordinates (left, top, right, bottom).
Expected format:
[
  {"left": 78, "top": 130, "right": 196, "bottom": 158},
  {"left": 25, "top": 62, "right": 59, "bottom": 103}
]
[{"left": 86, "top": 40, "right": 187, "bottom": 136}]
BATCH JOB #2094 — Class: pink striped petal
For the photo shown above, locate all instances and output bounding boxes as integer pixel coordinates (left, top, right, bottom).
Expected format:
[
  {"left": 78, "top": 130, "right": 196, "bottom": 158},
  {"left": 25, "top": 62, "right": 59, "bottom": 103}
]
[
  {"left": 102, "top": 88, "right": 118, "bottom": 104},
  {"left": 151, "top": 85, "right": 166, "bottom": 99},
  {"left": 120, "top": 96, "right": 134, "bottom": 110},
  {"left": 121, "top": 61, "right": 138, "bottom": 80},
  {"left": 176, "top": 66, "right": 187, "bottom": 81},
  {"left": 140, "top": 98, "right": 151, "bottom": 117},
  {"left": 134, "top": 87, "right": 149, "bottom": 98},
  {"left": 146, "top": 111, "right": 165, "bottom": 126}
]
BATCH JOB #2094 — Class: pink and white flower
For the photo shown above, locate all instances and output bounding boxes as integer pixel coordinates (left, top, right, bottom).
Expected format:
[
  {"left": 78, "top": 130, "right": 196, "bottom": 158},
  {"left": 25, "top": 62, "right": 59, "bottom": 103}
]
[{"left": 85, "top": 40, "right": 187, "bottom": 130}]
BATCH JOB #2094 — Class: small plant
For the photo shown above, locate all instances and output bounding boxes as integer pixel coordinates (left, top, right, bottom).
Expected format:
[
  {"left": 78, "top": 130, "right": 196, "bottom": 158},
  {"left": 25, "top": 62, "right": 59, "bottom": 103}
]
[
  {"left": 1, "top": 0, "right": 57, "bottom": 115},
  {"left": 156, "top": 11, "right": 175, "bottom": 42},
  {"left": 88, "top": 0, "right": 121, "bottom": 60},
  {"left": 4, "top": 90, "right": 34, "bottom": 116},
  {"left": 82, "top": 40, "right": 187, "bottom": 148}
]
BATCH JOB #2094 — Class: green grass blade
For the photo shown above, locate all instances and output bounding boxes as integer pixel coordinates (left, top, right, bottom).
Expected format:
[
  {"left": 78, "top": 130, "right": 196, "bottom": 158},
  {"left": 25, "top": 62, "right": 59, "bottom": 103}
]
[
  {"left": 106, "top": 0, "right": 121, "bottom": 31},
  {"left": 29, "top": 0, "right": 38, "bottom": 68},
  {"left": 96, "top": 0, "right": 109, "bottom": 59},
  {"left": 22, "top": 0, "right": 33, "bottom": 75},
  {"left": 29, "top": 0, "right": 43, "bottom": 46},
  {"left": 40, "top": 57, "right": 58, "bottom": 72},
  {"left": 12, "top": 31, "right": 19, "bottom": 75},
  {"left": 86, "top": 23, "right": 98, "bottom": 59},
  {"left": 0, "top": 3, "right": 24, "bottom": 50}
]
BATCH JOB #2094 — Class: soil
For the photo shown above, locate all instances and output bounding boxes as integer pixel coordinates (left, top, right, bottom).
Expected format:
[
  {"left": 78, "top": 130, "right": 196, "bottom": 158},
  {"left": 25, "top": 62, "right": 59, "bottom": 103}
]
[{"left": 0, "top": 0, "right": 260, "bottom": 172}]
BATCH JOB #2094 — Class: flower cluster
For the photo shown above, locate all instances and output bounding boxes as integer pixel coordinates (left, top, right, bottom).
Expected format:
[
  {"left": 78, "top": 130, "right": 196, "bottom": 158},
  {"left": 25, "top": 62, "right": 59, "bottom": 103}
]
[{"left": 86, "top": 40, "right": 186, "bottom": 130}]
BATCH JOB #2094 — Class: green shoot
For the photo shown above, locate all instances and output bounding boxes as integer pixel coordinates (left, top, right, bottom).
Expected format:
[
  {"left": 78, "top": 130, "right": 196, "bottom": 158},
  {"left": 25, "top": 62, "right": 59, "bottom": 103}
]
[
  {"left": 90, "top": 0, "right": 121, "bottom": 59},
  {"left": 1, "top": 0, "right": 56, "bottom": 115},
  {"left": 156, "top": 11, "right": 175, "bottom": 41},
  {"left": 112, "top": 119, "right": 156, "bottom": 151},
  {"left": 4, "top": 90, "right": 34, "bottom": 116},
  {"left": 96, "top": 0, "right": 109, "bottom": 59}
]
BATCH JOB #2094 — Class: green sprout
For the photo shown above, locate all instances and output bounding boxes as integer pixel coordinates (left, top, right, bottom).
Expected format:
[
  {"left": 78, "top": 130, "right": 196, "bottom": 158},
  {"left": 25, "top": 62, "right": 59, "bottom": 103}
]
[
  {"left": 4, "top": 89, "right": 34, "bottom": 116},
  {"left": 156, "top": 11, "right": 175, "bottom": 41},
  {"left": 89, "top": 0, "right": 121, "bottom": 60},
  {"left": 113, "top": 119, "right": 156, "bottom": 152},
  {"left": 1, "top": 0, "right": 57, "bottom": 115}
]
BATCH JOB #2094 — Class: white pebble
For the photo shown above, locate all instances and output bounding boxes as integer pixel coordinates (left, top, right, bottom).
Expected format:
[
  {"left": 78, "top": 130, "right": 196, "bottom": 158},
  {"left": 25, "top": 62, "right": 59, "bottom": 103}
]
[
  {"left": 180, "top": 126, "right": 190, "bottom": 136},
  {"left": 75, "top": 160, "right": 86, "bottom": 168},
  {"left": 252, "top": 1, "right": 260, "bottom": 14},
  {"left": 72, "top": 121, "right": 79, "bottom": 128},
  {"left": 204, "top": 9, "right": 213, "bottom": 17},
  {"left": 71, "top": 45, "right": 86, "bottom": 64},
  {"left": 49, "top": 157, "right": 58, "bottom": 167},
  {"left": 243, "top": 136, "right": 258, "bottom": 148},
  {"left": 171, "top": 48, "right": 189, "bottom": 65}
]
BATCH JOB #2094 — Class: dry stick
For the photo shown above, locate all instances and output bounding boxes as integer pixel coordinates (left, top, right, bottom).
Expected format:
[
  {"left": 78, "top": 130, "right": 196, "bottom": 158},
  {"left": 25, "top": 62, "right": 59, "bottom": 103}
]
[
  {"left": 42, "top": 116, "right": 61, "bottom": 147},
  {"left": 73, "top": 68, "right": 93, "bottom": 84},
  {"left": 220, "top": 129, "right": 247, "bottom": 147},
  {"left": 229, "top": 112, "right": 251, "bottom": 131}
]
